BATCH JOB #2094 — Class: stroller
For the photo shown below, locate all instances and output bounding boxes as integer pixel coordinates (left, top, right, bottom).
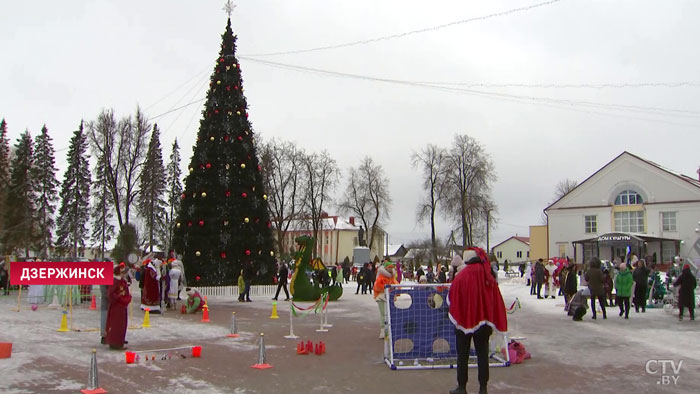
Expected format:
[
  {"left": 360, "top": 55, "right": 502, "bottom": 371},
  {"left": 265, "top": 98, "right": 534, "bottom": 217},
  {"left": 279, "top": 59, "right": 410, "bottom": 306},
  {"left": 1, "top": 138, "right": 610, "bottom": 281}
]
[{"left": 568, "top": 289, "right": 589, "bottom": 321}]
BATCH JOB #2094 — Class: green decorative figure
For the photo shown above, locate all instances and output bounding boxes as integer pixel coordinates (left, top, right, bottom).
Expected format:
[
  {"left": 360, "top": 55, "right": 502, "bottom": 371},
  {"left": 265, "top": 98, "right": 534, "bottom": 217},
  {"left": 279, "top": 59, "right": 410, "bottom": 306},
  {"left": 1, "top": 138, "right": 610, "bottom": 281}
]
[{"left": 289, "top": 235, "right": 343, "bottom": 301}]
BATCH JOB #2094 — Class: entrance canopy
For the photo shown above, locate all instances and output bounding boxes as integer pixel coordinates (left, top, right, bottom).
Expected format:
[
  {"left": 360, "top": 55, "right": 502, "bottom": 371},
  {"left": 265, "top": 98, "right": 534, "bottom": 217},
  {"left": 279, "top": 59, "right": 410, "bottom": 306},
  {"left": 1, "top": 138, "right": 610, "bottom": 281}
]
[{"left": 572, "top": 232, "right": 680, "bottom": 264}]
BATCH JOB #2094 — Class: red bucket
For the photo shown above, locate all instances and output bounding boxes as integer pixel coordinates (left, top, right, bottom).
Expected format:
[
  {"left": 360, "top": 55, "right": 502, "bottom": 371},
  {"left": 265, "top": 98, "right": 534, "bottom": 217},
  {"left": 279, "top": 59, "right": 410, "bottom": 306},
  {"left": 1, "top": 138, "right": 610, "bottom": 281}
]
[
  {"left": 192, "top": 346, "right": 202, "bottom": 357},
  {"left": 125, "top": 351, "right": 136, "bottom": 364}
]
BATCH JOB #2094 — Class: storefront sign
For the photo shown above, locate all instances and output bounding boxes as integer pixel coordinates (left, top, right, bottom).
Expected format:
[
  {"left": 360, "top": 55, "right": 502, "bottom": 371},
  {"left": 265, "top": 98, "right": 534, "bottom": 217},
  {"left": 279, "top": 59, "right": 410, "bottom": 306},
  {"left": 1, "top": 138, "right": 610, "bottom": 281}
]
[{"left": 597, "top": 234, "right": 632, "bottom": 242}]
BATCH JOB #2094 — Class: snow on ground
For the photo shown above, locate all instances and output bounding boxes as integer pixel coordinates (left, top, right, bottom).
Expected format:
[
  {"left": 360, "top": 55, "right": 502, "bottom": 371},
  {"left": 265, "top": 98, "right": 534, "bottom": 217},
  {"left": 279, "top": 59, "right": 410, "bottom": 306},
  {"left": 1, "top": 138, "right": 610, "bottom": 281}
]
[{"left": 1, "top": 277, "right": 698, "bottom": 393}]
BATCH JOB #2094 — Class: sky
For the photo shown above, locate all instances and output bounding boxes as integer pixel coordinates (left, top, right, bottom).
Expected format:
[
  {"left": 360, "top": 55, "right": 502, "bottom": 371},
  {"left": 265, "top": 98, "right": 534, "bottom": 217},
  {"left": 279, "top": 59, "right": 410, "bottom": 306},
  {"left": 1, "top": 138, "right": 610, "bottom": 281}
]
[{"left": 2, "top": 0, "right": 700, "bottom": 249}]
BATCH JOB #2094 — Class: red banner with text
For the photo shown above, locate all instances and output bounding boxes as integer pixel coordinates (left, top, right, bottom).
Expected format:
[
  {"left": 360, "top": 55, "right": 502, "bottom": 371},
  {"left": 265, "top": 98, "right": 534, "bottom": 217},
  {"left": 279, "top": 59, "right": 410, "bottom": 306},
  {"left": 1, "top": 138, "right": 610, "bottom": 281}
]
[{"left": 9, "top": 261, "right": 114, "bottom": 285}]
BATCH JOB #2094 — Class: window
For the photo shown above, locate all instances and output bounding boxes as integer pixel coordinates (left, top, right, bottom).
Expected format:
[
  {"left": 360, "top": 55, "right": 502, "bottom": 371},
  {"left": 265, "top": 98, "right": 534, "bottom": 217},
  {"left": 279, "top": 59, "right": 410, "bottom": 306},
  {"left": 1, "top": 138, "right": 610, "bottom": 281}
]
[
  {"left": 497, "top": 251, "right": 502, "bottom": 258},
  {"left": 583, "top": 243, "right": 598, "bottom": 260},
  {"left": 516, "top": 251, "right": 522, "bottom": 258},
  {"left": 527, "top": 251, "right": 530, "bottom": 258},
  {"left": 662, "top": 212, "right": 677, "bottom": 232},
  {"left": 585, "top": 215, "right": 597, "bottom": 234},
  {"left": 614, "top": 190, "right": 643, "bottom": 205},
  {"left": 614, "top": 211, "right": 645, "bottom": 233},
  {"left": 661, "top": 242, "right": 676, "bottom": 263}
]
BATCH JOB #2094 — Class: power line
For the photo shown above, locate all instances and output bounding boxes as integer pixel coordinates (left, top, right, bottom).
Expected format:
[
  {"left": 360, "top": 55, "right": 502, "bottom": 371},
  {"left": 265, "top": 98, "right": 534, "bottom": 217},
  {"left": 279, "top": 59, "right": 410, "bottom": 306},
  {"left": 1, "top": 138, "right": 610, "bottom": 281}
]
[
  {"left": 242, "top": 0, "right": 566, "bottom": 57},
  {"left": 412, "top": 81, "right": 700, "bottom": 89},
  {"left": 239, "top": 57, "right": 700, "bottom": 121}
]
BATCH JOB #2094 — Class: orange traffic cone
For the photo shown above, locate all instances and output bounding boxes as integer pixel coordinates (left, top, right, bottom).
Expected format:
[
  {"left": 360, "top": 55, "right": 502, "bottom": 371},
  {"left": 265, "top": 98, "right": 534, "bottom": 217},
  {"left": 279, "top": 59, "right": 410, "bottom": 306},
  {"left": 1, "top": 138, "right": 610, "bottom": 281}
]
[
  {"left": 89, "top": 295, "right": 97, "bottom": 310},
  {"left": 296, "top": 342, "right": 308, "bottom": 355},
  {"left": 319, "top": 341, "right": 326, "bottom": 355},
  {"left": 201, "top": 305, "right": 211, "bottom": 323}
]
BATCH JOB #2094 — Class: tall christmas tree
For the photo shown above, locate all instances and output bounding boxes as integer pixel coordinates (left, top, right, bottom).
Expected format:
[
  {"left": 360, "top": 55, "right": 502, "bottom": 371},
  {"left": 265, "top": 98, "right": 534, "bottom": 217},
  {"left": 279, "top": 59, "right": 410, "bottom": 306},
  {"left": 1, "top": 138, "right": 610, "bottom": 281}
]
[{"left": 172, "top": 15, "right": 276, "bottom": 286}]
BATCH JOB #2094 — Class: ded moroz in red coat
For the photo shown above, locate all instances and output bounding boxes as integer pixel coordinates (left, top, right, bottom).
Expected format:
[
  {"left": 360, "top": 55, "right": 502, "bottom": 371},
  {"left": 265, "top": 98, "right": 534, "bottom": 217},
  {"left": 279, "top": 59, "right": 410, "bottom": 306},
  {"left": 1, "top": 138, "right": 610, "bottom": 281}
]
[
  {"left": 448, "top": 247, "right": 508, "bottom": 334},
  {"left": 106, "top": 274, "right": 132, "bottom": 348}
]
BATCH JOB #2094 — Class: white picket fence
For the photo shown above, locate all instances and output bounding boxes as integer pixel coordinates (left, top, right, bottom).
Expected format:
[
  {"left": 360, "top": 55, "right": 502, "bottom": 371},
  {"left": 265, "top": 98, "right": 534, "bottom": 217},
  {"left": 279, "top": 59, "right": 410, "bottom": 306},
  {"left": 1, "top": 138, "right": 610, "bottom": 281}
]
[{"left": 196, "top": 285, "right": 278, "bottom": 298}]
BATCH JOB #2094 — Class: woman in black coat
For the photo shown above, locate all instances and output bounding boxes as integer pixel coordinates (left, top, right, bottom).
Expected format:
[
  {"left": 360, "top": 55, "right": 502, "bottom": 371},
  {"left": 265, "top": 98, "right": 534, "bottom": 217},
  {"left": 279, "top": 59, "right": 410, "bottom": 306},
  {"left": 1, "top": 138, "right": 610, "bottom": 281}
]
[
  {"left": 585, "top": 257, "right": 607, "bottom": 319},
  {"left": 563, "top": 264, "right": 578, "bottom": 310},
  {"left": 674, "top": 264, "right": 697, "bottom": 321},
  {"left": 632, "top": 259, "right": 650, "bottom": 313}
]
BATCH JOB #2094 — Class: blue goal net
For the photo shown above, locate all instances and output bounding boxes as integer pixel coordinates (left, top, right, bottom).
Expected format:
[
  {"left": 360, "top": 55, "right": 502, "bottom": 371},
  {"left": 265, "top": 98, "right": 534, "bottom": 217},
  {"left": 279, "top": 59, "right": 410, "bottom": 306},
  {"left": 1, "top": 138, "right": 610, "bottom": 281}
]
[{"left": 383, "top": 283, "right": 510, "bottom": 370}]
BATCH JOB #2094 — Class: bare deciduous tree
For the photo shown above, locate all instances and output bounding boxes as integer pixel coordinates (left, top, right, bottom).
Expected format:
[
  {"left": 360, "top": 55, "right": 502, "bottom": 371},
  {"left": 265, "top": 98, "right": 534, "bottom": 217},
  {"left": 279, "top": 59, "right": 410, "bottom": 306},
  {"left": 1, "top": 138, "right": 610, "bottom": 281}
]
[
  {"left": 442, "top": 134, "right": 496, "bottom": 248},
  {"left": 301, "top": 150, "right": 340, "bottom": 258},
  {"left": 339, "top": 156, "right": 391, "bottom": 252},
  {"left": 541, "top": 178, "right": 578, "bottom": 224},
  {"left": 88, "top": 107, "right": 149, "bottom": 230},
  {"left": 260, "top": 138, "right": 305, "bottom": 256},
  {"left": 412, "top": 144, "right": 446, "bottom": 262}
]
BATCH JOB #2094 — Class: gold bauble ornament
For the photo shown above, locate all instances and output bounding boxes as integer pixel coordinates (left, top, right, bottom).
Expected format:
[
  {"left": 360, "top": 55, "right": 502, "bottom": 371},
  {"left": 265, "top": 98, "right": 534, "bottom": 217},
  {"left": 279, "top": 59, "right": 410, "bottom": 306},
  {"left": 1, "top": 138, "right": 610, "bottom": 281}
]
[
  {"left": 226, "top": 66, "right": 230, "bottom": 71},
  {"left": 176, "top": 222, "right": 181, "bottom": 228},
  {"left": 263, "top": 194, "right": 268, "bottom": 200},
  {"left": 210, "top": 136, "right": 215, "bottom": 141},
  {"left": 236, "top": 111, "right": 241, "bottom": 115},
  {"left": 201, "top": 192, "right": 207, "bottom": 197},
  {"left": 189, "top": 167, "right": 194, "bottom": 173},
  {"left": 195, "top": 251, "right": 201, "bottom": 257},
  {"left": 225, "top": 164, "right": 230, "bottom": 170},
  {"left": 270, "top": 251, "right": 275, "bottom": 257},
  {"left": 216, "top": 80, "right": 221, "bottom": 85},
  {"left": 240, "top": 163, "right": 246, "bottom": 169},
  {"left": 244, "top": 217, "right": 250, "bottom": 223}
]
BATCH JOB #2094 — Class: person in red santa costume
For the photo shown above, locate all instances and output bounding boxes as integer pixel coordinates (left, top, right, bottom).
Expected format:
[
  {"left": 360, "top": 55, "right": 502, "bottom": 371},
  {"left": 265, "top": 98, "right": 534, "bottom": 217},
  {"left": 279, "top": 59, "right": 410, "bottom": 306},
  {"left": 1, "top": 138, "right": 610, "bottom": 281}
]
[
  {"left": 106, "top": 263, "right": 132, "bottom": 350},
  {"left": 448, "top": 247, "right": 508, "bottom": 394},
  {"left": 140, "top": 254, "right": 162, "bottom": 314}
]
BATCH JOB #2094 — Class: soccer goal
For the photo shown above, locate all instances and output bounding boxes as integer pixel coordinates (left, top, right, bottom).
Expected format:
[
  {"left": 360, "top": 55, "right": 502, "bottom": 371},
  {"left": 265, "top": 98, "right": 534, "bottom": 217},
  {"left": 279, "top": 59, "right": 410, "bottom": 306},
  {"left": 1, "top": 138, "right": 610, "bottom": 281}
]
[{"left": 383, "top": 283, "right": 510, "bottom": 370}]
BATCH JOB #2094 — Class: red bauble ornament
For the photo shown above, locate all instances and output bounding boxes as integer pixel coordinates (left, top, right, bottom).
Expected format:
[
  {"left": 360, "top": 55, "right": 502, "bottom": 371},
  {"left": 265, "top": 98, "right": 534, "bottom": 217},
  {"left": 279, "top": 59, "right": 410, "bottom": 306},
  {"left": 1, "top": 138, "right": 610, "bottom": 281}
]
[
  {"left": 267, "top": 221, "right": 271, "bottom": 228},
  {"left": 226, "top": 86, "right": 231, "bottom": 91},
  {"left": 246, "top": 113, "right": 249, "bottom": 118},
  {"left": 225, "top": 191, "right": 231, "bottom": 197},
  {"left": 255, "top": 218, "right": 260, "bottom": 223},
  {"left": 181, "top": 193, "right": 186, "bottom": 200},
  {"left": 199, "top": 220, "right": 204, "bottom": 227},
  {"left": 257, "top": 165, "right": 262, "bottom": 171},
  {"left": 196, "top": 275, "right": 201, "bottom": 281},
  {"left": 234, "top": 85, "right": 239, "bottom": 90},
  {"left": 187, "top": 221, "right": 193, "bottom": 227},
  {"left": 237, "top": 136, "right": 243, "bottom": 141},
  {"left": 245, "top": 250, "right": 251, "bottom": 256},
  {"left": 241, "top": 192, "right": 247, "bottom": 198},
  {"left": 214, "top": 109, "right": 219, "bottom": 114},
  {"left": 206, "top": 163, "right": 212, "bottom": 169},
  {"left": 219, "top": 58, "right": 224, "bottom": 63},
  {"left": 224, "top": 135, "right": 230, "bottom": 141},
  {"left": 220, "top": 252, "right": 227, "bottom": 258}
]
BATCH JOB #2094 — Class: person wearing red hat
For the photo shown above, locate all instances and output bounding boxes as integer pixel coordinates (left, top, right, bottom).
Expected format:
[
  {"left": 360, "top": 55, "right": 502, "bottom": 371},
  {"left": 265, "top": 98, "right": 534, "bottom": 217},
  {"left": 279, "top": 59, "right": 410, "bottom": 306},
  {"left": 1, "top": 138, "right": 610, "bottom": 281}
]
[
  {"left": 448, "top": 247, "right": 507, "bottom": 394},
  {"left": 674, "top": 264, "right": 697, "bottom": 321},
  {"left": 106, "top": 263, "right": 132, "bottom": 350}
]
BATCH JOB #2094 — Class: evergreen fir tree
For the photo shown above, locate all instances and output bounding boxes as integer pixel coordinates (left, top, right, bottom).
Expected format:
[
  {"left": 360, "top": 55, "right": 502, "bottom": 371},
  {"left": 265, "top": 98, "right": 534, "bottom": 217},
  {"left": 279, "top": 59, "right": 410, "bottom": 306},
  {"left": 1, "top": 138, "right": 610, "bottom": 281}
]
[
  {"left": 165, "top": 139, "right": 183, "bottom": 251},
  {"left": 2, "top": 130, "right": 36, "bottom": 256},
  {"left": 0, "top": 119, "right": 11, "bottom": 246},
  {"left": 138, "top": 124, "right": 167, "bottom": 252},
  {"left": 32, "top": 125, "right": 59, "bottom": 258},
  {"left": 90, "top": 152, "right": 115, "bottom": 260},
  {"left": 55, "top": 122, "right": 91, "bottom": 258},
  {"left": 172, "top": 18, "right": 276, "bottom": 286}
]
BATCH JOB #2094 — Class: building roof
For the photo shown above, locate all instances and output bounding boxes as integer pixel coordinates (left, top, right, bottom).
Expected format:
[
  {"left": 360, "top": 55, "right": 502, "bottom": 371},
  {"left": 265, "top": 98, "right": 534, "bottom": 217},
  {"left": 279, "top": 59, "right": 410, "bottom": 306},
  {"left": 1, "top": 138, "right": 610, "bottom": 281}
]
[
  {"left": 492, "top": 236, "right": 530, "bottom": 250},
  {"left": 277, "top": 215, "right": 361, "bottom": 232},
  {"left": 386, "top": 244, "right": 407, "bottom": 257},
  {"left": 545, "top": 151, "right": 700, "bottom": 212}
]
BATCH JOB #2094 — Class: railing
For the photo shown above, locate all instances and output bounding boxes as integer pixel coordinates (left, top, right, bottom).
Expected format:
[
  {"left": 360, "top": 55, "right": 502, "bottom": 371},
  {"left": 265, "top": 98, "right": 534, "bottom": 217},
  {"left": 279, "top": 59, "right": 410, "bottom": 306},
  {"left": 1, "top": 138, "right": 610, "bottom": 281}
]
[{"left": 196, "top": 285, "right": 278, "bottom": 298}]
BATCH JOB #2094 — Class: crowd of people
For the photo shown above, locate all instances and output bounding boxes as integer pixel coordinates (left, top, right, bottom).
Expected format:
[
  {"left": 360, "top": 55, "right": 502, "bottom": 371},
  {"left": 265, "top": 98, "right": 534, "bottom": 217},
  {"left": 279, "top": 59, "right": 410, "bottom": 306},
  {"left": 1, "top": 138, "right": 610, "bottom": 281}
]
[{"left": 522, "top": 254, "right": 697, "bottom": 322}]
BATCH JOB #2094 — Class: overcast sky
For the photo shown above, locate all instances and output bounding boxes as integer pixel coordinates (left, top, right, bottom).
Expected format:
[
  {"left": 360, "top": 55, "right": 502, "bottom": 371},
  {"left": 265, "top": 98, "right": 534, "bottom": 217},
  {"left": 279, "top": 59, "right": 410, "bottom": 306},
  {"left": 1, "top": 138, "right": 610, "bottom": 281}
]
[{"left": 2, "top": 0, "right": 700, "bottom": 249}]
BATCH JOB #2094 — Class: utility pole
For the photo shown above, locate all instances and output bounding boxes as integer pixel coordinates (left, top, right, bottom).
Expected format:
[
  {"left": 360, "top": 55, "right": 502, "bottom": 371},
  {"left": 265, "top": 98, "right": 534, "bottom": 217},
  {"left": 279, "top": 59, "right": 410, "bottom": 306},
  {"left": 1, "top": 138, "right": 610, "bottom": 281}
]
[{"left": 486, "top": 209, "right": 491, "bottom": 254}]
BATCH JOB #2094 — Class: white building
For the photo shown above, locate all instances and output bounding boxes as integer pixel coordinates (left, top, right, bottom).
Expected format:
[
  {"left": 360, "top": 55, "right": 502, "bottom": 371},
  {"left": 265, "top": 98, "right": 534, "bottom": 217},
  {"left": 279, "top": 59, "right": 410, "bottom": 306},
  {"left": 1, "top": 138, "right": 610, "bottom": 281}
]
[
  {"left": 492, "top": 236, "right": 530, "bottom": 263},
  {"left": 546, "top": 152, "right": 700, "bottom": 265}
]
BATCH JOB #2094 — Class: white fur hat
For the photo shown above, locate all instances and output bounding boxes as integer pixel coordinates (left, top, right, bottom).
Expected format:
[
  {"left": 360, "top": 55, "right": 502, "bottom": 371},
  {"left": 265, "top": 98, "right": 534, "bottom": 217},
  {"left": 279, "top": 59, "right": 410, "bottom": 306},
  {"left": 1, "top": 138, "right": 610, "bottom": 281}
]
[
  {"left": 463, "top": 249, "right": 478, "bottom": 263},
  {"left": 450, "top": 255, "right": 464, "bottom": 267}
]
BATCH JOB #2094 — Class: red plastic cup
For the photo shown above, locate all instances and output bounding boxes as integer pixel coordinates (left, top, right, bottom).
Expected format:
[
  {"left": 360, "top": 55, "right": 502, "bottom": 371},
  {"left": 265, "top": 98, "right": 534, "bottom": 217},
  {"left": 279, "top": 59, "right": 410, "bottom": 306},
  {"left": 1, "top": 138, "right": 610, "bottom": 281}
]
[{"left": 191, "top": 346, "right": 202, "bottom": 357}]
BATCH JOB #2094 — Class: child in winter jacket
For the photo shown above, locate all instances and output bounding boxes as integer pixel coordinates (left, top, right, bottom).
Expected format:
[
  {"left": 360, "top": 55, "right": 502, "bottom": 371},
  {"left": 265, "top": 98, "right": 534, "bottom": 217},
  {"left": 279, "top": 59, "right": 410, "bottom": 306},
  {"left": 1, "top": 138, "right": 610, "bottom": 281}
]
[
  {"left": 374, "top": 260, "right": 398, "bottom": 339},
  {"left": 237, "top": 270, "right": 245, "bottom": 302}
]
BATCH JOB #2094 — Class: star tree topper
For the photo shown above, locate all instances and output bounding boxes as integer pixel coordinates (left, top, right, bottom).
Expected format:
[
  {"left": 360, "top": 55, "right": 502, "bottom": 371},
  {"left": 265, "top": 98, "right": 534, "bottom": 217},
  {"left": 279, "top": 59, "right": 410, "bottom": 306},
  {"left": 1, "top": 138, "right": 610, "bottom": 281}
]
[{"left": 223, "top": 0, "right": 236, "bottom": 18}]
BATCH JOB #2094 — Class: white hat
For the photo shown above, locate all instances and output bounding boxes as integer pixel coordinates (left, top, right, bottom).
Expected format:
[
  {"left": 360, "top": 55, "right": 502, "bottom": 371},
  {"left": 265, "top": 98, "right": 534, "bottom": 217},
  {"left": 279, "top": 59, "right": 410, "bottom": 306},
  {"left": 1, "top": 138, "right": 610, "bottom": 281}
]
[
  {"left": 463, "top": 249, "right": 478, "bottom": 263},
  {"left": 450, "top": 255, "right": 464, "bottom": 267}
]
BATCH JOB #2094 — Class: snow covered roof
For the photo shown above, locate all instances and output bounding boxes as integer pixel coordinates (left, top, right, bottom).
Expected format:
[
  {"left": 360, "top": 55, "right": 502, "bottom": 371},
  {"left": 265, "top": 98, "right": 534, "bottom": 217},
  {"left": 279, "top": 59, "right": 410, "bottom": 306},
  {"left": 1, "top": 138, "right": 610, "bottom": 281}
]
[
  {"left": 386, "top": 244, "right": 406, "bottom": 257},
  {"left": 278, "top": 215, "right": 362, "bottom": 232},
  {"left": 492, "top": 236, "right": 530, "bottom": 250}
]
